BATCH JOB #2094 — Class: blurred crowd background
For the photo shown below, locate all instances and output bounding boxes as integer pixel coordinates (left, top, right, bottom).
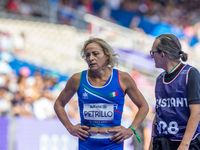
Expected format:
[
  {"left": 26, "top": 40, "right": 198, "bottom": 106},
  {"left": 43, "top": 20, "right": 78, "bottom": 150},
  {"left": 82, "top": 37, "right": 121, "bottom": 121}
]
[{"left": 1, "top": 0, "right": 200, "bottom": 150}]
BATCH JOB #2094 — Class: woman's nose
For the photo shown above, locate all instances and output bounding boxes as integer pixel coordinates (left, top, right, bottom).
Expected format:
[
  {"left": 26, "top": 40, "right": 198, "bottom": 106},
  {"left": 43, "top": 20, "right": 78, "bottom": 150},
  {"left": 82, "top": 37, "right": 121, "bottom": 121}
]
[{"left": 89, "top": 54, "right": 94, "bottom": 61}]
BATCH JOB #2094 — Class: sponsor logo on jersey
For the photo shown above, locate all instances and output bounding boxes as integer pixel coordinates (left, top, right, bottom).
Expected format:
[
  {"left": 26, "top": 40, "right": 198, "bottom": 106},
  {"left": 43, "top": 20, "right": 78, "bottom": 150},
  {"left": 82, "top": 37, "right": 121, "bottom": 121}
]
[{"left": 82, "top": 92, "right": 88, "bottom": 99}]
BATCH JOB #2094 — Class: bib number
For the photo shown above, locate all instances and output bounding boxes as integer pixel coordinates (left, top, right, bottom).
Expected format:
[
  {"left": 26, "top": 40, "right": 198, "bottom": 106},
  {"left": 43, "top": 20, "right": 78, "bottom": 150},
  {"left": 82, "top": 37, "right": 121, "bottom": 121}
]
[
  {"left": 83, "top": 103, "right": 114, "bottom": 123},
  {"left": 157, "top": 121, "right": 179, "bottom": 135}
]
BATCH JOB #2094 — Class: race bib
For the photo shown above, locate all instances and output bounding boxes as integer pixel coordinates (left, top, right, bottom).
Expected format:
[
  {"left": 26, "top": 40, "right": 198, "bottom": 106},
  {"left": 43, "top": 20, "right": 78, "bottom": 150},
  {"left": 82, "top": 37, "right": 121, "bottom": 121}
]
[
  {"left": 155, "top": 120, "right": 179, "bottom": 135},
  {"left": 83, "top": 103, "right": 114, "bottom": 123}
]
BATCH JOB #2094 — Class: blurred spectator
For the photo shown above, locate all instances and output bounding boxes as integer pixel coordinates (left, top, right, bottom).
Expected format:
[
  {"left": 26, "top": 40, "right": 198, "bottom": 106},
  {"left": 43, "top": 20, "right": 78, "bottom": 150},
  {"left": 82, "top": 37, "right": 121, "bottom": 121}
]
[
  {"left": 6, "top": 0, "right": 20, "bottom": 14},
  {"left": 12, "top": 92, "right": 24, "bottom": 116},
  {"left": 0, "top": 32, "right": 15, "bottom": 52},
  {"left": 0, "top": 87, "right": 11, "bottom": 116},
  {"left": 6, "top": 0, "right": 44, "bottom": 17},
  {"left": 19, "top": 66, "right": 31, "bottom": 77},
  {"left": 43, "top": 76, "right": 55, "bottom": 91},
  {"left": 17, "top": 74, "right": 27, "bottom": 97},
  {"left": 121, "top": 0, "right": 139, "bottom": 12},
  {"left": 26, "top": 70, "right": 44, "bottom": 101},
  {"left": 33, "top": 90, "right": 55, "bottom": 120},
  {"left": 0, "top": 52, "right": 14, "bottom": 75},
  {"left": 18, "top": 0, "right": 34, "bottom": 16},
  {"left": 77, "top": 0, "right": 93, "bottom": 14},
  {"left": 13, "top": 32, "right": 26, "bottom": 53},
  {"left": 129, "top": 16, "right": 143, "bottom": 31},
  {"left": 98, "top": 6, "right": 111, "bottom": 21},
  {"left": 28, "top": 1, "right": 44, "bottom": 17},
  {"left": 22, "top": 93, "right": 34, "bottom": 116},
  {"left": 104, "top": 0, "right": 122, "bottom": 10},
  {"left": 11, "top": 91, "right": 33, "bottom": 117},
  {"left": 1, "top": 74, "right": 14, "bottom": 93},
  {"left": 58, "top": 0, "right": 75, "bottom": 25}
]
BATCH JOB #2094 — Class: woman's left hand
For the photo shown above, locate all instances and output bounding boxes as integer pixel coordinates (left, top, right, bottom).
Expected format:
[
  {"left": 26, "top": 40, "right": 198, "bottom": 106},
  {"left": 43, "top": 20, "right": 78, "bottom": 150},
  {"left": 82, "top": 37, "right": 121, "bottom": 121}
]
[{"left": 109, "top": 126, "right": 134, "bottom": 144}]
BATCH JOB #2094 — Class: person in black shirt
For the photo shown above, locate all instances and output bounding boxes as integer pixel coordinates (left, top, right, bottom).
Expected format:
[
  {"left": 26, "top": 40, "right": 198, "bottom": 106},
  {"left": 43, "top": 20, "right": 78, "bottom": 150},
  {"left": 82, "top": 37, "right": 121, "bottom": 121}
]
[{"left": 149, "top": 34, "right": 200, "bottom": 150}]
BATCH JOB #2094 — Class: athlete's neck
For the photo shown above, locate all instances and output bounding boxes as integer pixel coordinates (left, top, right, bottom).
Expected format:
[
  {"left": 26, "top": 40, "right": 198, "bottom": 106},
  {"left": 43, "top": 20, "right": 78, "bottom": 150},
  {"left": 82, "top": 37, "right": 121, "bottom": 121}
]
[{"left": 89, "top": 68, "right": 111, "bottom": 79}]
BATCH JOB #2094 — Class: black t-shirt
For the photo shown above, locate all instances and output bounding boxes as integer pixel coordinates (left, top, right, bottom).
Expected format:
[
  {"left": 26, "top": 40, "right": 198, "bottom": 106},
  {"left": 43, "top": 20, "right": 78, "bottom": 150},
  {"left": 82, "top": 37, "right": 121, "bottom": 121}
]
[{"left": 164, "top": 64, "right": 200, "bottom": 104}]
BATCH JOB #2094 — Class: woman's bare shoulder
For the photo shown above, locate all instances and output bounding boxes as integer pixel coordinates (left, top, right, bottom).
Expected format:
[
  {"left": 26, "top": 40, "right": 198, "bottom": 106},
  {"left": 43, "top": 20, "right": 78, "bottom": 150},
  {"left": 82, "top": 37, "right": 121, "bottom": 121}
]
[
  {"left": 118, "top": 70, "right": 132, "bottom": 80},
  {"left": 69, "top": 72, "right": 82, "bottom": 83}
]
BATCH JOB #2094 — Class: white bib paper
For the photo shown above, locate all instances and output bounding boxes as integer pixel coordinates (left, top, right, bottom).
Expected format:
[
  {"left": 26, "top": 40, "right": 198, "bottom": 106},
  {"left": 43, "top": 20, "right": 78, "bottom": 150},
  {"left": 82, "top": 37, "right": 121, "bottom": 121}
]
[{"left": 83, "top": 103, "right": 114, "bottom": 122}]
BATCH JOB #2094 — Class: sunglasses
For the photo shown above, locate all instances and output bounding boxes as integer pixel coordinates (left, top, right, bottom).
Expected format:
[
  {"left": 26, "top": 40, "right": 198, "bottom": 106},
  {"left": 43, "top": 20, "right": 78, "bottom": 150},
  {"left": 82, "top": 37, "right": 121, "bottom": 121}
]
[{"left": 150, "top": 50, "right": 160, "bottom": 56}]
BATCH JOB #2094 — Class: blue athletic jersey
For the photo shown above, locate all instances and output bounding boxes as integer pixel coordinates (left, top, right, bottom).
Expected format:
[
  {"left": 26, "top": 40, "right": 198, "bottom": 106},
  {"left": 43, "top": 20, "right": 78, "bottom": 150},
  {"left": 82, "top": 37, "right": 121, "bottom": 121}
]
[
  {"left": 153, "top": 64, "right": 200, "bottom": 140},
  {"left": 77, "top": 68, "right": 125, "bottom": 127}
]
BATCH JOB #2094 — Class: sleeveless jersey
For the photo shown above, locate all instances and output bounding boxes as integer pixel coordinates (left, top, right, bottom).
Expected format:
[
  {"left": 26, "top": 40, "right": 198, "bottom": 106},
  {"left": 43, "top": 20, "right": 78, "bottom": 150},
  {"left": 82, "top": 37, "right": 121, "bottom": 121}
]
[
  {"left": 153, "top": 64, "right": 200, "bottom": 140},
  {"left": 77, "top": 68, "right": 125, "bottom": 127}
]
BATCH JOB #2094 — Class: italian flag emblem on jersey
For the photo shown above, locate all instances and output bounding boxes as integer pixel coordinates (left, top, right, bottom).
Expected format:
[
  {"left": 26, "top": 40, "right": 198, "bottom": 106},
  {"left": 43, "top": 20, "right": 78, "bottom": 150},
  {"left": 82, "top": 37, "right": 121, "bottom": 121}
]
[{"left": 110, "top": 91, "right": 118, "bottom": 98}]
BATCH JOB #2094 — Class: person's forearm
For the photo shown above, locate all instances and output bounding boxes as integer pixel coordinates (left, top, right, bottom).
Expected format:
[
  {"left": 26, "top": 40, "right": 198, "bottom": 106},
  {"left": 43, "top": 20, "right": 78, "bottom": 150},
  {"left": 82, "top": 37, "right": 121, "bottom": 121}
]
[
  {"left": 130, "top": 105, "right": 149, "bottom": 128},
  {"left": 143, "top": 127, "right": 150, "bottom": 150},
  {"left": 149, "top": 115, "right": 156, "bottom": 150},
  {"left": 180, "top": 113, "right": 200, "bottom": 147},
  {"left": 54, "top": 102, "right": 73, "bottom": 131}
]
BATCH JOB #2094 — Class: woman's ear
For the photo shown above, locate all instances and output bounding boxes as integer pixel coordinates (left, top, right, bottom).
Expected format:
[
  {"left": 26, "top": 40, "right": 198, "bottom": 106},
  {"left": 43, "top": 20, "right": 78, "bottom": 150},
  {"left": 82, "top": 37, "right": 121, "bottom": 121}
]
[
  {"left": 106, "top": 55, "right": 109, "bottom": 61},
  {"left": 162, "top": 52, "right": 165, "bottom": 58},
  {"left": 106, "top": 55, "right": 109, "bottom": 65}
]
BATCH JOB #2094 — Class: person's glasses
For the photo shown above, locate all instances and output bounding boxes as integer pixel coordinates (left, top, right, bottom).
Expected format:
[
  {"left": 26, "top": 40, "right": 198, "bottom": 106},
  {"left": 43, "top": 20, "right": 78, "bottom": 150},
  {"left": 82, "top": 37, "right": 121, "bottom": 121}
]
[{"left": 150, "top": 50, "right": 160, "bottom": 56}]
